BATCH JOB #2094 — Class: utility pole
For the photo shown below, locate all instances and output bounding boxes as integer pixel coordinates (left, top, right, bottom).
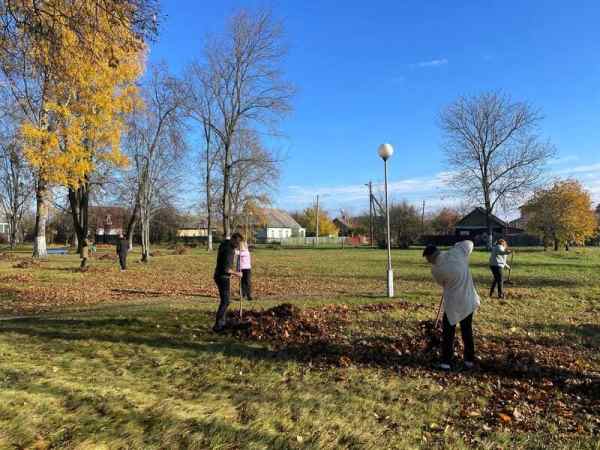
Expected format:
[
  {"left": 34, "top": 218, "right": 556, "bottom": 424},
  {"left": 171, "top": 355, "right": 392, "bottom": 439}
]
[
  {"left": 315, "top": 195, "right": 319, "bottom": 247},
  {"left": 421, "top": 200, "right": 426, "bottom": 235},
  {"left": 366, "top": 181, "right": 374, "bottom": 247}
]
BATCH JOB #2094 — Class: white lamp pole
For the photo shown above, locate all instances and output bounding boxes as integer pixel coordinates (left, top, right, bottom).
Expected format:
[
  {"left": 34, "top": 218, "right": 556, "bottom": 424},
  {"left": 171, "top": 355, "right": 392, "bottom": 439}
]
[{"left": 378, "top": 143, "right": 394, "bottom": 297}]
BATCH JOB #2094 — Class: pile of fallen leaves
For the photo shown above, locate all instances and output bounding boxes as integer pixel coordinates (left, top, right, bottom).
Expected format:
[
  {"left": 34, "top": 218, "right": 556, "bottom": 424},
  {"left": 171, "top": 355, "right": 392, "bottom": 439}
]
[
  {"left": 224, "top": 301, "right": 599, "bottom": 440},
  {"left": 13, "top": 259, "right": 41, "bottom": 269},
  {"left": 226, "top": 303, "right": 350, "bottom": 344},
  {"left": 97, "top": 253, "right": 117, "bottom": 261}
]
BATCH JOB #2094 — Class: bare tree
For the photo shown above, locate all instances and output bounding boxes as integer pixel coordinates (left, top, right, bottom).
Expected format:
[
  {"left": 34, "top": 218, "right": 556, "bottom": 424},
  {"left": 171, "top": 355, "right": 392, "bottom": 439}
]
[
  {"left": 0, "top": 122, "right": 33, "bottom": 248},
  {"left": 226, "top": 128, "right": 279, "bottom": 231},
  {"left": 201, "top": 9, "right": 294, "bottom": 238},
  {"left": 440, "top": 92, "right": 555, "bottom": 247},
  {"left": 186, "top": 63, "right": 221, "bottom": 250},
  {"left": 122, "top": 64, "right": 187, "bottom": 262}
]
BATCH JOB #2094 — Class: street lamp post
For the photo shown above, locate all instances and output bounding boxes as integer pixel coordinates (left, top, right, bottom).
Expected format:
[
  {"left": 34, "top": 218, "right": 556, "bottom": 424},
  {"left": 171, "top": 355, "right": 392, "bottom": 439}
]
[{"left": 378, "top": 143, "right": 394, "bottom": 298}]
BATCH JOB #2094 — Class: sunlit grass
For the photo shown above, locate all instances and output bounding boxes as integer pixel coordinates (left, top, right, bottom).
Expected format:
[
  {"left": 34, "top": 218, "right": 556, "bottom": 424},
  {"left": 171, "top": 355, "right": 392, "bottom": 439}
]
[{"left": 0, "top": 246, "right": 598, "bottom": 448}]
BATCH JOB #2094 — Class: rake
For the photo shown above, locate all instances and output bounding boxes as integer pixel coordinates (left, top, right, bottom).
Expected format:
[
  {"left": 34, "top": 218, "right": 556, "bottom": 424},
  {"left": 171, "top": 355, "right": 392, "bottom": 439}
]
[{"left": 504, "top": 252, "right": 515, "bottom": 285}]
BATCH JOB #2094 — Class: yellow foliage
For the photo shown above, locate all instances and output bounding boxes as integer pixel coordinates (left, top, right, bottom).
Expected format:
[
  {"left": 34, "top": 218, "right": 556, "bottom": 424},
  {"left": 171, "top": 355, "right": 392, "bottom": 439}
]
[
  {"left": 14, "top": 0, "right": 145, "bottom": 188},
  {"left": 301, "top": 208, "right": 339, "bottom": 237},
  {"left": 523, "top": 180, "right": 598, "bottom": 246}
]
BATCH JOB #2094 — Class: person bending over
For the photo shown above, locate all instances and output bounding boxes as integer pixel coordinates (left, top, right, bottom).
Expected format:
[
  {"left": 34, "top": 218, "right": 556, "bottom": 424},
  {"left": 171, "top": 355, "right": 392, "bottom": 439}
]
[
  {"left": 423, "top": 241, "right": 480, "bottom": 371},
  {"left": 213, "top": 233, "right": 243, "bottom": 332}
]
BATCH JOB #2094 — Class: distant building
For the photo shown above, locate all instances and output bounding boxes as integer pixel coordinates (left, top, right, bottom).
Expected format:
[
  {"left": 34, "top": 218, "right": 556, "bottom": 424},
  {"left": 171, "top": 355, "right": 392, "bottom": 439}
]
[
  {"left": 252, "top": 208, "right": 305, "bottom": 242},
  {"left": 455, "top": 207, "right": 522, "bottom": 242},
  {"left": 91, "top": 206, "right": 127, "bottom": 244},
  {"left": 333, "top": 215, "right": 354, "bottom": 237},
  {"left": 176, "top": 218, "right": 213, "bottom": 239},
  {"left": 0, "top": 215, "right": 9, "bottom": 240}
]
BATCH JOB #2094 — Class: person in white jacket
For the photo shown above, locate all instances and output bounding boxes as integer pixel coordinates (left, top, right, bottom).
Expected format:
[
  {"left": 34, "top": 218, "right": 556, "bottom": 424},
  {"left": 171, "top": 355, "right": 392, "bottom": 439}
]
[
  {"left": 489, "top": 239, "right": 512, "bottom": 298},
  {"left": 423, "top": 241, "right": 480, "bottom": 370}
]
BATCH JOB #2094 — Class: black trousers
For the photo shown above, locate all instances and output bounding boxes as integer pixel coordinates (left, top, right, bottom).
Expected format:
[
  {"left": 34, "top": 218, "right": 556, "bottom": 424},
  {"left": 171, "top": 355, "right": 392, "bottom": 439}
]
[
  {"left": 442, "top": 313, "right": 475, "bottom": 364},
  {"left": 214, "top": 275, "right": 231, "bottom": 328},
  {"left": 241, "top": 269, "right": 252, "bottom": 299},
  {"left": 119, "top": 253, "right": 127, "bottom": 270},
  {"left": 490, "top": 265, "right": 503, "bottom": 297}
]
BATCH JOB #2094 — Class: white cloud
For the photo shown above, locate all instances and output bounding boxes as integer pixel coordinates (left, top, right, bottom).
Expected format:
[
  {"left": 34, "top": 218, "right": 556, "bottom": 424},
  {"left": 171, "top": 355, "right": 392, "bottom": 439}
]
[
  {"left": 281, "top": 171, "right": 456, "bottom": 212},
  {"left": 551, "top": 162, "right": 600, "bottom": 205},
  {"left": 548, "top": 155, "right": 580, "bottom": 165},
  {"left": 411, "top": 58, "right": 448, "bottom": 68},
  {"left": 554, "top": 162, "right": 600, "bottom": 176}
]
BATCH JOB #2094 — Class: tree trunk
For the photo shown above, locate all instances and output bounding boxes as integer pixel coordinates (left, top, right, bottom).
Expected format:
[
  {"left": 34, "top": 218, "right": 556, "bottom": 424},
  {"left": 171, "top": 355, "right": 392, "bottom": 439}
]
[
  {"left": 554, "top": 239, "right": 559, "bottom": 251},
  {"left": 485, "top": 206, "right": 493, "bottom": 249},
  {"left": 68, "top": 182, "right": 89, "bottom": 255},
  {"left": 33, "top": 177, "right": 49, "bottom": 258},
  {"left": 8, "top": 215, "right": 18, "bottom": 250},
  {"left": 206, "top": 171, "right": 213, "bottom": 251},
  {"left": 222, "top": 141, "right": 232, "bottom": 239},
  {"left": 140, "top": 203, "right": 150, "bottom": 263},
  {"left": 126, "top": 200, "right": 139, "bottom": 251}
]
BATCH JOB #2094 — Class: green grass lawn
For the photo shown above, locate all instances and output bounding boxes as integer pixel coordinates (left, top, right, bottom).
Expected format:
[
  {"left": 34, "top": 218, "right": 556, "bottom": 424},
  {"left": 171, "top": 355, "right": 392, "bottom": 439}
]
[{"left": 0, "top": 246, "right": 599, "bottom": 449}]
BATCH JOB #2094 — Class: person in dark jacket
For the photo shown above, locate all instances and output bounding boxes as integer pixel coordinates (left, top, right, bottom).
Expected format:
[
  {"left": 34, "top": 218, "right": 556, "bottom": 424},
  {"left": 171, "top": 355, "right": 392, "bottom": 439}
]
[
  {"left": 116, "top": 234, "right": 129, "bottom": 271},
  {"left": 213, "top": 233, "right": 243, "bottom": 332}
]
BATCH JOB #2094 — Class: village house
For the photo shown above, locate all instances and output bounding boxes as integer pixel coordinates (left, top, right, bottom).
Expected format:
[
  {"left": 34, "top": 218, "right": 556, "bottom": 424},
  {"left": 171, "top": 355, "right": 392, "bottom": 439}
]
[
  {"left": 0, "top": 215, "right": 9, "bottom": 241},
  {"left": 91, "top": 207, "right": 127, "bottom": 244},
  {"left": 251, "top": 208, "right": 305, "bottom": 243},
  {"left": 176, "top": 218, "right": 214, "bottom": 241},
  {"left": 455, "top": 207, "right": 523, "bottom": 243}
]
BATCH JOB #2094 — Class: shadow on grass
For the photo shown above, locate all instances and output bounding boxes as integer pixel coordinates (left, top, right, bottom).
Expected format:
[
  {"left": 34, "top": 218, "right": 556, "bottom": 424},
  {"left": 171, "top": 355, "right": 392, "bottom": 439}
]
[
  {"left": 8, "top": 380, "right": 289, "bottom": 449},
  {"left": 2, "top": 316, "right": 598, "bottom": 402}
]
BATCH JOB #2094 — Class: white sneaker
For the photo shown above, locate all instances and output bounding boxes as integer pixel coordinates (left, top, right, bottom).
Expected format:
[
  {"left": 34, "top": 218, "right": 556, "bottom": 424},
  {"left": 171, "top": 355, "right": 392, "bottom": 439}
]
[
  {"left": 464, "top": 361, "right": 475, "bottom": 369},
  {"left": 436, "top": 363, "right": 451, "bottom": 371}
]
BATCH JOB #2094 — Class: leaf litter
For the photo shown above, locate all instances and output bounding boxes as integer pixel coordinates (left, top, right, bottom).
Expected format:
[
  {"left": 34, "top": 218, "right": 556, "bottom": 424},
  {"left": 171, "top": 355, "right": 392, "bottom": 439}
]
[{"left": 225, "top": 301, "right": 599, "bottom": 442}]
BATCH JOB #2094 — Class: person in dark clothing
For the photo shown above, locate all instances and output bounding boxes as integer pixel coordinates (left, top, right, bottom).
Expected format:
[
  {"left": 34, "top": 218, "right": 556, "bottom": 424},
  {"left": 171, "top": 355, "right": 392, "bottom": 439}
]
[
  {"left": 213, "top": 233, "right": 243, "bottom": 332},
  {"left": 116, "top": 234, "right": 129, "bottom": 271}
]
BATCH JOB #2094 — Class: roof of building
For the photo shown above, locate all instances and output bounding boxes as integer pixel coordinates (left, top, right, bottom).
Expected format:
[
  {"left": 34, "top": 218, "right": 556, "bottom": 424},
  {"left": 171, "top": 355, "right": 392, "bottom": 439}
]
[
  {"left": 455, "top": 207, "right": 508, "bottom": 229},
  {"left": 333, "top": 217, "right": 354, "bottom": 228},
  {"left": 260, "top": 208, "right": 303, "bottom": 229}
]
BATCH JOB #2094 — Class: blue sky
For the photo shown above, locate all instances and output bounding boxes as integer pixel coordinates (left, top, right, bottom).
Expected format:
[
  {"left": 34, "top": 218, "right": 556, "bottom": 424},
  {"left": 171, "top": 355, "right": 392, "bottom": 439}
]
[{"left": 149, "top": 1, "right": 600, "bottom": 218}]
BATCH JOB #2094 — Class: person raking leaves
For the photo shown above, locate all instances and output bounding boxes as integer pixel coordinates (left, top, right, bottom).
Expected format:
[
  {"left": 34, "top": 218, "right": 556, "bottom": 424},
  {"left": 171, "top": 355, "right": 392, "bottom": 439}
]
[
  {"left": 213, "top": 232, "right": 243, "bottom": 333},
  {"left": 489, "top": 238, "right": 512, "bottom": 298},
  {"left": 423, "top": 240, "right": 480, "bottom": 371}
]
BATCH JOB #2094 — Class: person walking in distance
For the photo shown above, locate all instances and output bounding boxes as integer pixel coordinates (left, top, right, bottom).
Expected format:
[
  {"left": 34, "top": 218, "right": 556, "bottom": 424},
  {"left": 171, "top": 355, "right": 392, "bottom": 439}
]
[
  {"left": 213, "top": 233, "right": 243, "bottom": 332},
  {"left": 80, "top": 238, "right": 90, "bottom": 270},
  {"left": 116, "top": 233, "right": 129, "bottom": 271},
  {"left": 423, "top": 241, "right": 480, "bottom": 371},
  {"left": 489, "top": 238, "right": 512, "bottom": 298},
  {"left": 239, "top": 239, "right": 253, "bottom": 301}
]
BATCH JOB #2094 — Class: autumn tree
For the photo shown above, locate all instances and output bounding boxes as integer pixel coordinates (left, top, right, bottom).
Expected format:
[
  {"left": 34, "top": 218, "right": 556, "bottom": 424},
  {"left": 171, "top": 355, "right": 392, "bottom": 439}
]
[
  {"left": 122, "top": 64, "right": 187, "bottom": 263},
  {"left": 430, "top": 207, "right": 461, "bottom": 235},
  {"left": 440, "top": 92, "right": 555, "bottom": 248},
  {"left": 200, "top": 9, "right": 294, "bottom": 238},
  {"left": 522, "top": 180, "right": 598, "bottom": 250},
  {"left": 297, "top": 207, "right": 338, "bottom": 237},
  {"left": 389, "top": 201, "right": 422, "bottom": 248},
  {"left": 16, "top": 9, "right": 144, "bottom": 266},
  {"left": 0, "top": 0, "right": 155, "bottom": 258}
]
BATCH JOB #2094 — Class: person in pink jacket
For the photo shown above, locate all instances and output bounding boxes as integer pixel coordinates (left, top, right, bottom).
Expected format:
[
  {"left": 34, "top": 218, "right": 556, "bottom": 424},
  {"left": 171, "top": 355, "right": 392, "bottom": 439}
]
[{"left": 239, "top": 240, "right": 253, "bottom": 300}]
